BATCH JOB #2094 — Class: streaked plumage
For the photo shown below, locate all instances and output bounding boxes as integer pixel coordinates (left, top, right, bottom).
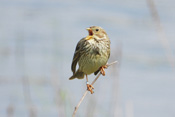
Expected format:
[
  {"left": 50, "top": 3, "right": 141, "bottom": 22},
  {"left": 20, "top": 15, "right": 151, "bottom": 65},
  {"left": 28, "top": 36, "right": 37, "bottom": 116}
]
[{"left": 69, "top": 26, "right": 110, "bottom": 80}]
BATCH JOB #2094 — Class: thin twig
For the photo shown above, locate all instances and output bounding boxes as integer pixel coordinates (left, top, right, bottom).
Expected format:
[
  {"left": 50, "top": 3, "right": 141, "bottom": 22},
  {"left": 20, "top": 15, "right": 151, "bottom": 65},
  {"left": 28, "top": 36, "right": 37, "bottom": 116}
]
[{"left": 72, "top": 61, "right": 118, "bottom": 117}]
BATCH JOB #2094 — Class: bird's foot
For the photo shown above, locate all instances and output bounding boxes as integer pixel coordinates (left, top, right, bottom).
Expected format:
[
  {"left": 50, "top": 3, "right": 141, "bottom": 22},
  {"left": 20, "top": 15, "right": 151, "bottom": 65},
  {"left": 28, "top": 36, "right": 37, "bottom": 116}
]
[
  {"left": 86, "top": 82, "right": 94, "bottom": 94},
  {"left": 100, "top": 65, "right": 108, "bottom": 76}
]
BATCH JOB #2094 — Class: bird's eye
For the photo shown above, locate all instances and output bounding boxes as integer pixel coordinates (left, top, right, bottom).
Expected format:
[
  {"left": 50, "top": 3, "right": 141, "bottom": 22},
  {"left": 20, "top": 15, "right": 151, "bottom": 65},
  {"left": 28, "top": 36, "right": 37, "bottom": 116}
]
[{"left": 96, "top": 29, "right": 99, "bottom": 32}]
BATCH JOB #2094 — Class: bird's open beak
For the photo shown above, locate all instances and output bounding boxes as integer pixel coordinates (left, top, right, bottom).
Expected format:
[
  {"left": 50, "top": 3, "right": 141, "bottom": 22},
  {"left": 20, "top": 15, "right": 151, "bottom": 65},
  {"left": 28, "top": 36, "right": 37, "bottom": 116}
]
[
  {"left": 85, "top": 28, "right": 93, "bottom": 40},
  {"left": 86, "top": 28, "right": 93, "bottom": 36}
]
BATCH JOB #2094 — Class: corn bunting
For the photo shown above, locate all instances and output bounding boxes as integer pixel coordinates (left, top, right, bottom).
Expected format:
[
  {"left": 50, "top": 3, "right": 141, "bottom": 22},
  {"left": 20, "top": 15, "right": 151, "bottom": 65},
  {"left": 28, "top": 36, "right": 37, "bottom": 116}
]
[{"left": 69, "top": 26, "right": 110, "bottom": 94}]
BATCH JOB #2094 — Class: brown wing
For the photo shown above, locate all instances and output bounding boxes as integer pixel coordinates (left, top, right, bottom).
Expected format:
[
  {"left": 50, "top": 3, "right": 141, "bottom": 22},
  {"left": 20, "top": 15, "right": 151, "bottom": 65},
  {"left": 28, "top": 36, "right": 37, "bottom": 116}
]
[
  {"left": 71, "top": 38, "right": 86, "bottom": 74},
  {"left": 107, "top": 40, "right": 111, "bottom": 59}
]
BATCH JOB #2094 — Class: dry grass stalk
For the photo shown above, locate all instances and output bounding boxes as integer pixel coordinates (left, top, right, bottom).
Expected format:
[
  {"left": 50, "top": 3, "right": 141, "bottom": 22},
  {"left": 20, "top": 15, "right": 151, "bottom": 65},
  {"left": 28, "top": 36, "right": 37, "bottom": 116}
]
[
  {"left": 72, "top": 61, "right": 118, "bottom": 117},
  {"left": 147, "top": 0, "right": 175, "bottom": 70}
]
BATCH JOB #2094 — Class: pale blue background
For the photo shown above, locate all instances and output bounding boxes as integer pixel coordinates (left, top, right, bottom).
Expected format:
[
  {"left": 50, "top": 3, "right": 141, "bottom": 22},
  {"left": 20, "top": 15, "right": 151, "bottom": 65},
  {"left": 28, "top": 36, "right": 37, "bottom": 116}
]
[{"left": 0, "top": 0, "right": 175, "bottom": 117}]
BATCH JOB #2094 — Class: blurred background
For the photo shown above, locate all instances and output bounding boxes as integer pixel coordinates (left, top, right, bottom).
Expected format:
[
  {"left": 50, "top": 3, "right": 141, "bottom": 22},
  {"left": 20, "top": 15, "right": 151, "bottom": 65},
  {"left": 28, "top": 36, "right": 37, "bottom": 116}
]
[{"left": 0, "top": 0, "right": 175, "bottom": 117}]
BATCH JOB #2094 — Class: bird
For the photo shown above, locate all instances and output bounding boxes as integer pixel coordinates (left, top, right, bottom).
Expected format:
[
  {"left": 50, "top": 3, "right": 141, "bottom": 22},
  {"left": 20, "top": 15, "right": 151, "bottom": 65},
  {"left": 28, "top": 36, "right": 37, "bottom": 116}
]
[{"left": 69, "top": 26, "right": 110, "bottom": 94}]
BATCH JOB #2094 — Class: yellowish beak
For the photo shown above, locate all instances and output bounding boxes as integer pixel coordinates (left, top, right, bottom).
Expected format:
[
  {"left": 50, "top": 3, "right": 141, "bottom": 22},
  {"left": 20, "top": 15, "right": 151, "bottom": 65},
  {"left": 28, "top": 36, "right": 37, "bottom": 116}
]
[
  {"left": 86, "top": 28, "right": 90, "bottom": 31},
  {"left": 85, "top": 28, "right": 93, "bottom": 40}
]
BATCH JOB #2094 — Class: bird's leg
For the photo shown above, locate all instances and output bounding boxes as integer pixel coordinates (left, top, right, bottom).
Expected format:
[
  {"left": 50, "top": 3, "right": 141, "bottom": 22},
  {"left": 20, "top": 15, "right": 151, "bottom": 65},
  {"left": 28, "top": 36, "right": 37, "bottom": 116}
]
[
  {"left": 100, "top": 65, "right": 108, "bottom": 76},
  {"left": 86, "top": 74, "right": 94, "bottom": 94}
]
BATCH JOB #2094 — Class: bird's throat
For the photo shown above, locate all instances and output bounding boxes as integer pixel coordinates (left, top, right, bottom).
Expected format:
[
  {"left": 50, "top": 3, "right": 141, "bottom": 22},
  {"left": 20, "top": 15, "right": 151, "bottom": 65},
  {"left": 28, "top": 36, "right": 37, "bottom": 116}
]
[{"left": 85, "top": 35, "right": 93, "bottom": 40}]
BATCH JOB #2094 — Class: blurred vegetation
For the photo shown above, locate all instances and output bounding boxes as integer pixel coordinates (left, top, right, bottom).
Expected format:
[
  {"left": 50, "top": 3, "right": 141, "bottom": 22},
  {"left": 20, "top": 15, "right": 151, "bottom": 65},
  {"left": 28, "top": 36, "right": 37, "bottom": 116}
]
[{"left": 0, "top": 0, "right": 174, "bottom": 117}]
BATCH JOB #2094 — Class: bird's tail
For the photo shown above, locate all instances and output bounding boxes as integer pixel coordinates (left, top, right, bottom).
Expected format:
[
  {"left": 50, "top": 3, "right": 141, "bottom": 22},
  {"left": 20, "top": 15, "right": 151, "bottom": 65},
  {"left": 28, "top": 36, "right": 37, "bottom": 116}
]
[{"left": 69, "top": 70, "right": 85, "bottom": 80}]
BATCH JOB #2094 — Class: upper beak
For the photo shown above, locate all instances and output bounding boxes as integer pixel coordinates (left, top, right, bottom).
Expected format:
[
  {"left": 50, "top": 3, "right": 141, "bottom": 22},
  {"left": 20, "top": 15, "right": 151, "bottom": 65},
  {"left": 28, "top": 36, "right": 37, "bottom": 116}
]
[
  {"left": 86, "top": 28, "right": 93, "bottom": 36},
  {"left": 86, "top": 28, "right": 90, "bottom": 30}
]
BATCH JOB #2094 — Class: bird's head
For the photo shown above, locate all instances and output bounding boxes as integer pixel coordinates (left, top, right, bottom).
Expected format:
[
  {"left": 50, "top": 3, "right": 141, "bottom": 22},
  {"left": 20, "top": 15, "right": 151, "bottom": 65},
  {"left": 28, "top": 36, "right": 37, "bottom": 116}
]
[{"left": 85, "top": 26, "right": 108, "bottom": 40}]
